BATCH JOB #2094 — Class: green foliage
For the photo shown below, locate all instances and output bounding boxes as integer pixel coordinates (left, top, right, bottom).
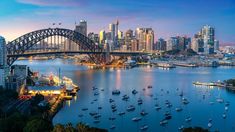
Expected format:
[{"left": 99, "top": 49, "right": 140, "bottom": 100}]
[
  {"left": 23, "top": 117, "right": 53, "bottom": 132},
  {"left": 0, "top": 112, "right": 26, "bottom": 132},
  {"left": 225, "top": 79, "right": 235, "bottom": 86},
  {"left": 52, "top": 124, "right": 65, "bottom": 132}
]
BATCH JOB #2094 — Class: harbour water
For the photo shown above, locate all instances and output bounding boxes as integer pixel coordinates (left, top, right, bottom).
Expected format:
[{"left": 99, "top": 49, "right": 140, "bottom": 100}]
[{"left": 15, "top": 59, "right": 235, "bottom": 132}]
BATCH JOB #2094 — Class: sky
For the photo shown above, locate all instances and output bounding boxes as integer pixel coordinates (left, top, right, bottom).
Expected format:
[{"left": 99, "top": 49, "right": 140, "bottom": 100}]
[{"left": 0, "top": 0, "right": 235, "bottom": 45}]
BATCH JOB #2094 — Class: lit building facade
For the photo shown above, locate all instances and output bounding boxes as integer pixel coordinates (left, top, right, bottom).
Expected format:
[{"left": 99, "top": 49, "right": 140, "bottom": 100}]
[
  {"left": 135, "top": 28, "right": 154, "bottom": 52},
  {"left": 99, "top": 30, "right": 106, "bottom": 44}
]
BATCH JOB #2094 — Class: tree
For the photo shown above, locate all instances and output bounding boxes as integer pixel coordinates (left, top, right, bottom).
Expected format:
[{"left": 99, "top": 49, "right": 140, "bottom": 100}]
[
  {"left": 64, "top": 122, "right": 75, "bottom": 132},
  {"left": 0, "top": 112, "right": 26, "bottom": 132},
  {"left": 76, "top": 122, "right": 88, "bottom": 132},
  {"left": 23, "top": 117, "right": 52, "bottom": 132},
  {"left": 52, "top": 124, "right": 65, "bottom": 132}
]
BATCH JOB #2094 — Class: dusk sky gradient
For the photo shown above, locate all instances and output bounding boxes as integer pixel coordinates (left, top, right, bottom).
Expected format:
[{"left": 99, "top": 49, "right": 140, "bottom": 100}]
[{"left": 0, "top": 0, "right": 235, "bottom": 44}]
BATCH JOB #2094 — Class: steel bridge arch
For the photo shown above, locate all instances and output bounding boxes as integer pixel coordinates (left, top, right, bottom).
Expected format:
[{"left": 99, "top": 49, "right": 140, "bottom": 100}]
[{"left": 6, "top": 28, "right": 103, "bottom": 66}]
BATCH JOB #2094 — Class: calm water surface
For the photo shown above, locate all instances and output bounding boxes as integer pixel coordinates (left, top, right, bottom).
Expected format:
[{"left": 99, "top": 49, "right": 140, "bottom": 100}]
[{"left": 16, "top": 59, "right": 235, "bottom": 132}]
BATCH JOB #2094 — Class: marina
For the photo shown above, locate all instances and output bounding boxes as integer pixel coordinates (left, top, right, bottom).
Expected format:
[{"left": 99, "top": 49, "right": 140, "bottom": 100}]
[{"left": 14, "top": 59, "right": 235, "bottom": 132}]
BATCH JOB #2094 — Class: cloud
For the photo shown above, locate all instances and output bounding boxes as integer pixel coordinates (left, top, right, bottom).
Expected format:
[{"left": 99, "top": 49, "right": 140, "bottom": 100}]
[{"left": 16, "top": 0, "right": 88, "bottom": 7}]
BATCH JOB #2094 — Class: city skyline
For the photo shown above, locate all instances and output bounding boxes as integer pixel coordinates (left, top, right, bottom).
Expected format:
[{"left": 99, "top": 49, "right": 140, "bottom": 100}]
[{"left": 0, "top": 0, "right": 235, "bottom": 45}]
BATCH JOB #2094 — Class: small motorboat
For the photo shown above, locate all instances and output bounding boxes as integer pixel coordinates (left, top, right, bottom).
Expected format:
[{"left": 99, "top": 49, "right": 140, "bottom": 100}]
[
  {"left": 82, "top": 108, "right": 88, "bottom": 111},
  {"left": 112, "top": 90, "right": 121, "bottom": 95},
  {"left": 222, "top": 113, "right": 227, "bottom": 119},
  {"left": 98, "top": 106, "right": 102, "bottom": 110},
  {"left": 175, "top": 107, "right": 183, "bottom": 112},
  {"left": 94, "top": 114, "right": 101, "bottom": 119},
  {"left": 109, "top": 98, "right": 115, "bottom": 103},
  {"left": 122, "top": 95, "right": 130, "bottom": 101},
  {"left": 109, "top": 116, "right": 116, "bottom": 121},
  {"left": 118, "top": 111, "right": 125, "bottom": 116},
  {"left": 132, "top": 90, "right": 138, "bottom": 95},
  {"left": 160, "top": 119, "right": 168, "bottom": 126},
  {"left": 92, "top": 86, "right": 98, "bottom": 90},
  {"left": 127, "top": 105, "right": 135, "bottom": 112},
  {"left": 140, "top": 125, "right": 148, "bottom": 131},
  {"left": 110, "top": 125, "right": 116, "bottom": 130},
  {"left": 89, "top": 112, "right": 98, "bottom": 116},
  {"left": 140, "top": 110, "right": 148, "bottom": 116},
  {"left": 132, "top": 117, "right": 142, "bottom": 122},
  {"left": 185, "top": 117, "right": 192, "bottom": 122},
  {"left": 155, "top": 106, "right": 161, "bottom": 111},
  {"left": 216, "top": 98, "right": 224, "bottom": 103},
  {"left": 178, "top": 125, "right": 184, "bottom": 131},
  {"left": 165, "top": 115, "right": 172, "bottom": 120},
  {"left": 94, "top": 92, "right": 99, "bottom": 96},
  {"left": 208, "top": 122, "right": 212, "bottom": 128},
  {"left": 225, "top": 106, "right": 229, "bottom": 111},
  {"left": 93, "top": 119, "right": 100, "bottom": 124}
]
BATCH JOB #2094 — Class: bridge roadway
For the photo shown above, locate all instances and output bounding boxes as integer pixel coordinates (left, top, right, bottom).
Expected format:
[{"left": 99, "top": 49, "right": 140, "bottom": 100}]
[{"left": 7, "top": 51, "right": 150, "bottom": 58}]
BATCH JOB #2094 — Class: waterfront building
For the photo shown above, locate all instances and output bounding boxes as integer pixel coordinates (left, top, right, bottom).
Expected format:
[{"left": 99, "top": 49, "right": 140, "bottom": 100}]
[
  {"left": 156, "top": 38, "right": 167, "bottom": 51},
  {"left": 99, "top": 30, "right": 106, "bottom": 44},
  {"left": 28, "top": 86, "right": 64, "bottom": 96},
  {"left": 75, "top": 20, "right": 87, "bottom": 36},
  {"left": 135, "top": 28, "right": 154, "bottom": 52}
]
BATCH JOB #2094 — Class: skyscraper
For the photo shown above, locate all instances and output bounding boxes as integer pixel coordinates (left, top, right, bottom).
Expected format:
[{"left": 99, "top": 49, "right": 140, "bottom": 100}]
[
  {"left": 191, "top": 34, "right": 204, "bottom": 53},
  {"left": 214, "top": 40, "right": 219, "bottom": 51},
  {"left": 200, "top": 25, "right": 215, "bottom": 54},
  {"left": 135, "top": 28, "right": 154, "bottom": 52},
  {"left": 156, "top": 38, "right": 167, "bottom": 51},
  {"left": 166, "top": 37, "right": 179, "bottom": 51},
  {"left": 75, "top": 20, "right": 87, "bottom": 36},
  {"left": 0, "top": 36, "right": 6, "bottom": 88},
  {"left": 99, "top": 30, "right": 106, "bottom": 44}
]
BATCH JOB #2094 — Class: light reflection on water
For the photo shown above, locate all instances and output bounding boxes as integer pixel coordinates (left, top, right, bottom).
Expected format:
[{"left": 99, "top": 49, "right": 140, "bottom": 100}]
[{"left": 15, "top": 59, "right": 235, "bottom": 132}]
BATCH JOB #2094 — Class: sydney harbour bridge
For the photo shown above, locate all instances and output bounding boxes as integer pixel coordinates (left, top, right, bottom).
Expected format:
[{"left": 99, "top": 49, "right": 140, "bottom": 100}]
[{"left": 6, "top": 28, "right": 148, "bottom": 66}]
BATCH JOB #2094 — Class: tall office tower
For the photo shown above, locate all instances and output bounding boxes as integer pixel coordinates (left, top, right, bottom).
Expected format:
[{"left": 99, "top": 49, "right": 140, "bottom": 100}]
[
  {"left": 109, "top": 23, "right": 115, "bottom": 42},
  {"left": 88, "top": 32, "right": 99, "bottom": 44},
  {"left": 124, "top": 29, "right": 134, "bottom": 50},
  {"left": 200, "top": 25, "right": 215, "bottom": 54},
  {"left": 166, "top": 37, "right": 179, "bottom": 51},
  {"left": 177, "top": 36, "right": 191, "bottom": 51},
  {"left": 191, "top": 34, "right": 204, "bottom": 53},
  {"left": 135, "top": 28, "right": 154, "bottom": 52},
  {"left": 115, "top": 20, "right": 119, "bottom": 46},
  {"left": 0, "top": 36, "right": 6, "bottom": 88},
  {"left": 118, "top": 30, "right": 123, "bottom": 39},
  {"left": 156, "top": 38, "right": 167, "bottom": 51},
  {"left": 131, "top": 39, "right": 139, "bottom": 51},
  {"left": 99, "top": 30, "right": 106, "bottom": 44},
  {"left": 214, "top": 40, "right": 219, "bottom": 51},
  {"left": 75, "top": 20, "right": 87, "bottom": 36}
]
